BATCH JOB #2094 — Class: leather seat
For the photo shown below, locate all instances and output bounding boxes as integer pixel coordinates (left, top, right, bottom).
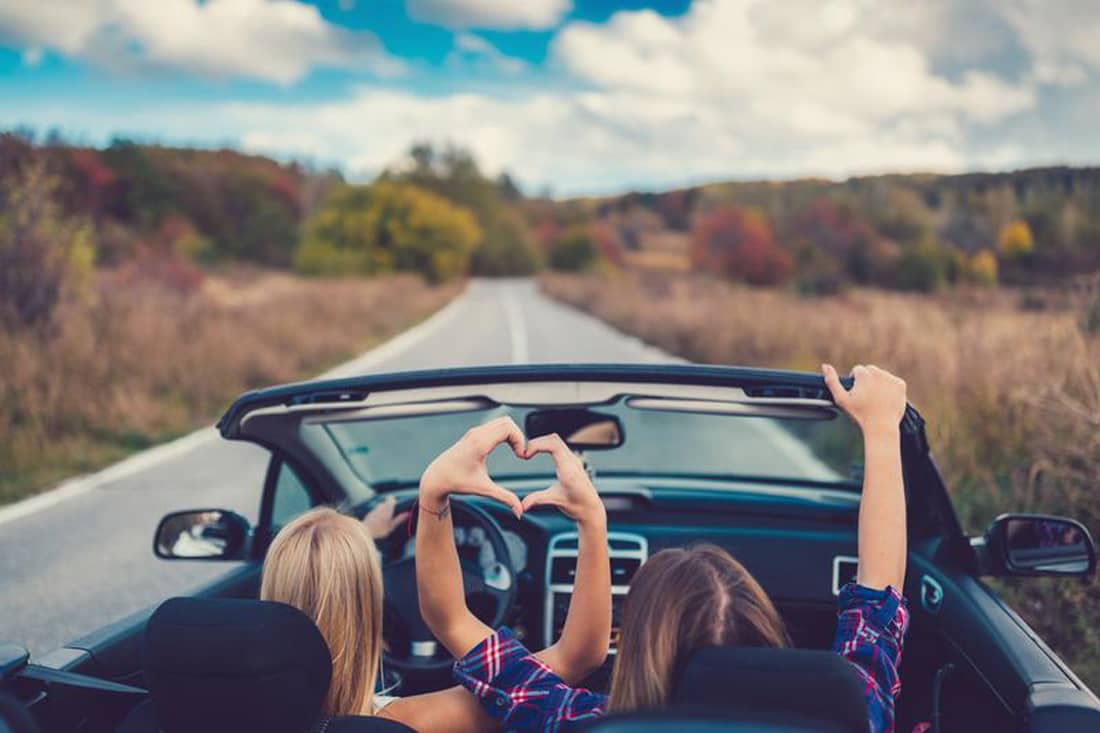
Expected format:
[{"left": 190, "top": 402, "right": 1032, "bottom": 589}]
[
  {"left": 578, "top": 646, "right": 868, "bottom": 733},
  {"left": 118, "top": 597, "right": 412, "bottom": 733}
]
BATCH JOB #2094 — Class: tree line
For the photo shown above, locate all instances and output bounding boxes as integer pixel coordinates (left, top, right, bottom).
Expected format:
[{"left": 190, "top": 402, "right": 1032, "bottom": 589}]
[{"left": 4, "top": 128, "right": 1100, "bottom": 331}]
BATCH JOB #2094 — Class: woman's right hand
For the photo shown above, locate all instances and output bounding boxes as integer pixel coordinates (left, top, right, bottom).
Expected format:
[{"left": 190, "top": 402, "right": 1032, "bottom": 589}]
[
  {"left": 520, "top": 433, "right": 606, "bottom": 526},
  {"left": 419, "top": 416, "right": 526, "bottom": 519},
  {"left": 822, "top": 363, "right": 907, "bottom": 434}
]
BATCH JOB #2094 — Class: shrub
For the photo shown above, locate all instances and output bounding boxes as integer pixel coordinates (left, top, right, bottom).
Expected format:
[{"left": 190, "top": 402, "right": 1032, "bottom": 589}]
[
  {"left": 469, "top": 210, "right": 541, "bottom": 277},
  {"left": 894, "top": 240, "right": 949, "bottom": 292},
  {"left": 967, "top": 250, "right": 999, "bottom": 286},
  {"left": 548, "top": 227, "right": 600, "bottom": 272},
  {"left": 0, "top": 162, "right": 95, "bottom": 330},
  {"left": 296, "top": 182, "right": 481, "bottom": 282},
  {"left": 999, "top": 219, "right": 1035, "bottom": 257},
  {"left": 692, "top": 206, "right": 792, "bottom": 286}
]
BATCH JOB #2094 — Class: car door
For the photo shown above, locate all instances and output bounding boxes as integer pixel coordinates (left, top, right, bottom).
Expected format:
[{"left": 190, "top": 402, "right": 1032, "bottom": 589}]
[{"left": 39, "top": 452, "right": 318, "bottom": 688}]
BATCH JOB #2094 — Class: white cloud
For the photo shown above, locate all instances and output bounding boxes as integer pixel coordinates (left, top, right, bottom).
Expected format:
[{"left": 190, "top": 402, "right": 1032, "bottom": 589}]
[
  {"left": 1000, "top": 0, "right": 1100, "bottom": 86},
  {"left": 451, "top": 33, "right": 527, "bottom": 75},
  {"left": 407, "top": 0, "right": 571, "bottom": 30},
  {"left": 211, "top": 0, "right": 1099, "bottom": 194},
  {"left": 0, "top": 0, "right": 402, "bottom": 85},
  {"left": 6, "top": 0, "right": 1097, "bottom": 194}
]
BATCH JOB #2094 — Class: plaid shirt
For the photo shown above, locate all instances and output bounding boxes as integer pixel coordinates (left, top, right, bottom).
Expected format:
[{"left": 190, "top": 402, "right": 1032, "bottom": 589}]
[{"left": 453, "top": 582, "right": 909, "bottom": 733}]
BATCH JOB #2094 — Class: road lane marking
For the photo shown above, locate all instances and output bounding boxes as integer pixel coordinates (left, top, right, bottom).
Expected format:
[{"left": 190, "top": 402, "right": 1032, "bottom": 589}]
[
  {"left": 0, "top": 286, "right": 472, "bottom": 528},
  {"left": 501, "top": 283, "right": 529, "bottom": 364}
]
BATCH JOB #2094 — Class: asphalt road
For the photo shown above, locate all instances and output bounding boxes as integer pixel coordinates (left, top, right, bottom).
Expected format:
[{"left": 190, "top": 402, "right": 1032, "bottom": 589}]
[{"left": 0, "top": 279, "right": 677, "bottom": 659}]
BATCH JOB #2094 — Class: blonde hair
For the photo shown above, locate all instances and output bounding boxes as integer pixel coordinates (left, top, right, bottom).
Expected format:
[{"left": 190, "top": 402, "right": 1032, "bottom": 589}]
[
  {"left": 608, "top": 544, "right": 789, "bottom": 712},
  {"left": 260, "top": 507, "right": 384, "bottom": 716}
]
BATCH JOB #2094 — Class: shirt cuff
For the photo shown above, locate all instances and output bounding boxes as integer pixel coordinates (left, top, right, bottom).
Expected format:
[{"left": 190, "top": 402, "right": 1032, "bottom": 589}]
[
  {"left": 837, "top": 582, "right": 909, "bottom": 642},
  {"left": 452, "top": 626, "right": 536, "bottom": 722}
]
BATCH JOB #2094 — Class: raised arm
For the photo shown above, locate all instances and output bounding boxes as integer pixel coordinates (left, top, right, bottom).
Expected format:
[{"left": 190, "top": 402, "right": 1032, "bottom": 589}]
[
  {"left": 823, "top": 363, "right": 907, "bottom": 589},
  {"left": 416, "top": 417, "right": 526, "bottom": 658},
  {"left": 523, "top": 434, "right": 611, "bottom": 684}
]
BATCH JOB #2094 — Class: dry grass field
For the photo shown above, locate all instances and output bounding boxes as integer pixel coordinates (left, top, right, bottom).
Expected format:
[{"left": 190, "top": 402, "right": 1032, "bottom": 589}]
[
  {"left": 0, "top": 272, "right": 459, "bottom": 504},
  {"left": 542, "top": 271, "right": 1100, "bottom": 690}
]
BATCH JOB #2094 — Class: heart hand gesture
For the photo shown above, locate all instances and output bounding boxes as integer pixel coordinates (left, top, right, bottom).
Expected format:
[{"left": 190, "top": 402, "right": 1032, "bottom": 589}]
[
  {"left": 419, "top": 416, "right": 526, "bottom": 519},
  {"left": 521, "top": 433, "right": 605, "bottom": 524}
]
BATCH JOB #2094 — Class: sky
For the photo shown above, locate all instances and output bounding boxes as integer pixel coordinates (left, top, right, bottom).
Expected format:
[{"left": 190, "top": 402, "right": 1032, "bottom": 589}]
[{"left": 1, "top": 0, "right": 1099, "bottom": 196}]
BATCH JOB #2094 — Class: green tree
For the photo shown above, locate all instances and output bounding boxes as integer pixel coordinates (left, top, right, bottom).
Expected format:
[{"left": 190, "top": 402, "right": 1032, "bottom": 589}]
[
  {"left": 894, "top": 239, "right": 949, "bottom": 292},
  {"left": 548, "top": 226, "right": 600, "bottom": 272},
  {"left": 295, "top": 182, "right": 481, "bottom": 282},
  {"left": 470, "top": 209, "right": 541, "bottom": 276}
]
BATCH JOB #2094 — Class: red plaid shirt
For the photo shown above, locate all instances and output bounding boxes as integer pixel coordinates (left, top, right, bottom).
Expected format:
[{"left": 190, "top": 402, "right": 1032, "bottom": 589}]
[{"left": 453, "top": 582, "right": 909, "bottom": 733}]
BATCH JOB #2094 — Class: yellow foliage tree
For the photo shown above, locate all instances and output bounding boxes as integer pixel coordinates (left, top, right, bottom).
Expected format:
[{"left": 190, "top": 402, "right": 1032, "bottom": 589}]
[
  {"left": 968, "top": 250, "right": 998, "bottom": 286},
  {"left": 998, "top": 219, "right": 1034, "bottom": 257},
  {"left": 295, "top": 181, "right": 481, "bottom": 282}
]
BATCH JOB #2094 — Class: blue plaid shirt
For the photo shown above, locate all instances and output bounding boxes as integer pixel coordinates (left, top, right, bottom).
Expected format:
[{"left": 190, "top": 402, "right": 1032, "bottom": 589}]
[{"left": 454, "top": 582, "right": 909, "bottom": 733}]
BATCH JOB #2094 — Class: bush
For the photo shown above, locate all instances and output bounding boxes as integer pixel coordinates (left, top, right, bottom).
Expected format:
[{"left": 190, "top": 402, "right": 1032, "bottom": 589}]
[
  {"left": 296, "top": 182, "right": 481, "bottom": 282},
  {"left": 894, "top": 240, "right": 949, "bottom": 292},
  {"left": 0, "top": 162, "right": 95, "bottom": 330},
  {"left": 469, "top": 211, "right": 541, "bottom": 276},
  {"left": 548, "top": 227, "right": 600, "bottom": 272},
  {"left": 999, "top": 219, "right": 1035, "bottom": 258},
  {"left": 691, "top": 206, "right": 793, "bottom": 286}
]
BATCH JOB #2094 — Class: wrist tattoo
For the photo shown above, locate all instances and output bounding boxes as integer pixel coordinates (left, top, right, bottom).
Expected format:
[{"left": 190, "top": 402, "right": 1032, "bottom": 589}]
[{"left": 421, "top": 500, "right": 451, "bottom": 521}]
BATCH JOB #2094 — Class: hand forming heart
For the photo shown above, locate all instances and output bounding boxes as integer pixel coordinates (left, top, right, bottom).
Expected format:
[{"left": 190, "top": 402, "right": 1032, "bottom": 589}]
[{"left": 418, "top": 416, "right": 605, "bottom": 525}]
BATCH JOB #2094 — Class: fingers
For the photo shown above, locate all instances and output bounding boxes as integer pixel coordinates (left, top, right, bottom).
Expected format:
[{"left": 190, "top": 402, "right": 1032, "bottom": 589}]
[
  {"left": 523, "top": 433, "right": 575, "bottom": 464},
  {"left": 477, "top": 480, "right": 524, "bottom": 520},
  {"left": 821, "top": 363, "right": 850, "bottom": 407},
  {"left": 521, "top": 486, "right": 561, "bottom": 513},
  {"left": 471, "top": 416, "right": 526, "bottom": 458},
  {"left": 388, "top": 511, "right": 410, "bottom": 534}
]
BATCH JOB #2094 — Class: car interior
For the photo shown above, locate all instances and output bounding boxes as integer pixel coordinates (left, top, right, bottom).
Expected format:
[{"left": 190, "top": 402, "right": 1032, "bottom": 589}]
[{"left": 2, "top": 367, "right": 1097, "bottom": 733}]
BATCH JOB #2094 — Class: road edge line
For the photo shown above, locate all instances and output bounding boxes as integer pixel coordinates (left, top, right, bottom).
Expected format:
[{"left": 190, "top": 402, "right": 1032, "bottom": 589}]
[{"left": 0, "top": 285, "right": 470, "bottom": 528}]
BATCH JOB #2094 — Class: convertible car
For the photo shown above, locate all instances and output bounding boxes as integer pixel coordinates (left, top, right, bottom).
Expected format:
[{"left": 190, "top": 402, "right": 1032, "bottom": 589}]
[{"left": 2, "top": 364, "right": 1097, "bottom": 733}]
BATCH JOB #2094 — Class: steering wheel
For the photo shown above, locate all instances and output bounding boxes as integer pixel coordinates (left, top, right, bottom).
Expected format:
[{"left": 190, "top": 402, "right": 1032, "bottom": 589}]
[{"left": 376, "top": 496, "right": 516, "bottom": 675}]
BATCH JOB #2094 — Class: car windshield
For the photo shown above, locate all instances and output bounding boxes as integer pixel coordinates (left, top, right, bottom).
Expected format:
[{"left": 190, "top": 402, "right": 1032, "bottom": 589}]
[{"left": 318, "top": 397, "right": 864, "bottom": 491}]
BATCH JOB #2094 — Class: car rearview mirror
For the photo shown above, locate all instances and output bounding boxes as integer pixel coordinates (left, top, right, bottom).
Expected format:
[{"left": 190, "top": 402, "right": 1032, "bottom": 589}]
[
  {"left": 525, "top": 408, "right": 624, "bottom": 451},
  {"left": 982, "top": 514, "right": 1096, "bottom": 577},
  {"left": 154, "top": 509, "right": 251, "bottom": 561}
]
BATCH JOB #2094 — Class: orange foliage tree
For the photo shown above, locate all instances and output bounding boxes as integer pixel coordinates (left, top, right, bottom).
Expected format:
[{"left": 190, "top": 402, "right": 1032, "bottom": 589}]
[{"left": 691, "top": 206, "right": 793, "bottom": 286}]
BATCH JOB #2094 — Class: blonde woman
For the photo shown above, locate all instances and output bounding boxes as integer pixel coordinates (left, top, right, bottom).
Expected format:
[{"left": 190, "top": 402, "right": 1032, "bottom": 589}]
[
  {"left": 260, "top": 492, "right": 601, "bottom": 730},
  {"left": 418, "top": 365, "right": 912, "bottom": 733}
]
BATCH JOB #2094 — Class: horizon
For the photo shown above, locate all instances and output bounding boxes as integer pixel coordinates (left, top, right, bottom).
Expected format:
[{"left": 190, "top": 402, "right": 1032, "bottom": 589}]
[{"left": 3, "top": 0, "right": 1100, "bottom": 195}]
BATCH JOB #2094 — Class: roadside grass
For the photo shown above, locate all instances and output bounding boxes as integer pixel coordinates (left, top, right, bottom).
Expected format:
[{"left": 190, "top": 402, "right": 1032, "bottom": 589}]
[
  {"left": 0, "top": 272, "right": 460, "bottom": 505},
  {"left": 542, "top": 271, "right": 1100, "bottom": 692}
]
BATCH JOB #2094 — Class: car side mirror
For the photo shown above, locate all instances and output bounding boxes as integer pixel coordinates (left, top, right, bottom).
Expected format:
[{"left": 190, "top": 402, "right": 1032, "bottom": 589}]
[
  {"left": 979, "top": 514, "right": 1096, "bottom": 577},
  {"left": 154, "top": 509, "right": 251, "bottom": 561}
]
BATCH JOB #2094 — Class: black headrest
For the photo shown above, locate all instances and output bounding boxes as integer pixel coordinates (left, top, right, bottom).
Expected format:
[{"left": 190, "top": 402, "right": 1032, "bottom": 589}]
[
  {"left": 671, "top": 647, "right": 868, "bottom": 733},
  {"left": 145, "top": 598, "right": 332, "bottom": 733},
  {"left": 0, "top": 692, "right": 39, "bottom": 733}
]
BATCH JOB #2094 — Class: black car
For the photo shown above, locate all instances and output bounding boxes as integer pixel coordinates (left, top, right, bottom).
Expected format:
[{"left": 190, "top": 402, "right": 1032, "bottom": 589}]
[{"left": 2, "top": 364, "right": 1097, "bottom": 732}]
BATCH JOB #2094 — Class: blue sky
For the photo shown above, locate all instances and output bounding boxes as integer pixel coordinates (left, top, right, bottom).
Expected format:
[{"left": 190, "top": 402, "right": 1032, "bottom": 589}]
[{"left": 1, "top": 0, "right": 1098, "bottom": 195}]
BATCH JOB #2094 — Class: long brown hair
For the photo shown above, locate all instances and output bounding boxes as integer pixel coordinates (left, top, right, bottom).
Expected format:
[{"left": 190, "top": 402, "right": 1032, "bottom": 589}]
[
  {"left": 260, "top": 507, "right": 384, "bottom": 716},
  {"left": 608, "top": 544, "right": 790, "bottom": 711}
]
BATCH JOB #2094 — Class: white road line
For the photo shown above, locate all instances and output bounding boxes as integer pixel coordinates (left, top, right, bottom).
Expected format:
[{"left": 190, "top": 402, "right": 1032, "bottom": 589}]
[
  {"left": 501, "top": 283, "right": 530, "bottom": 364},
  {"left": 0, "top": 286, "right": 472, "bottom": 528}
]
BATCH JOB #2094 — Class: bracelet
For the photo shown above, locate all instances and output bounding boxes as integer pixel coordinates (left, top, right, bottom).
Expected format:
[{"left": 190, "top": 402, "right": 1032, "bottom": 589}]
[{"left": 406, "top": 498, "right": 451, "bottom": 538}]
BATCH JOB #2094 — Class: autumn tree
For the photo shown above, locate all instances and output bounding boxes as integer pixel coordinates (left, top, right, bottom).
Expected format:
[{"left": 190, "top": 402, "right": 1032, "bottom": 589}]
[
  {"left": 295, "top": 182, "right": 481, "bottom": 282},
  {"left": 998, "top": 219, "right": 1035, "bottom": 257},
  {"left": 691, "top": 206, "right": 792, "bottom": 286}
]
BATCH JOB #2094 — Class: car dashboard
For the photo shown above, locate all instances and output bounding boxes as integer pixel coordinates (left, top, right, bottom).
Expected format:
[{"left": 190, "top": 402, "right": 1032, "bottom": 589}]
[{"left": 381, "top": 474, "right": 865, "bottom": 665}]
